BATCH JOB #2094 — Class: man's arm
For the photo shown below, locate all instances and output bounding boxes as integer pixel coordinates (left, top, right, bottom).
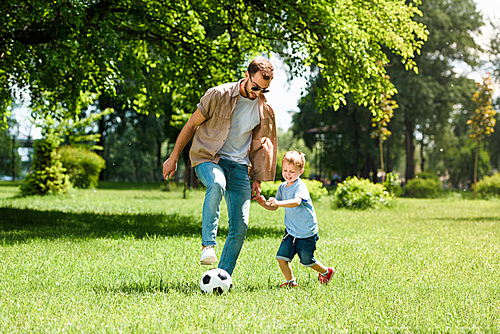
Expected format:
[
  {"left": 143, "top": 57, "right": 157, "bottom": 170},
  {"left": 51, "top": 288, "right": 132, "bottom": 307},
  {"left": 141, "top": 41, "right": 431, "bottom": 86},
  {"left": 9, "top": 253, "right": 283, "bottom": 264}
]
[{"left": 163, "top": 108, "right": 206, "bottom": 180}]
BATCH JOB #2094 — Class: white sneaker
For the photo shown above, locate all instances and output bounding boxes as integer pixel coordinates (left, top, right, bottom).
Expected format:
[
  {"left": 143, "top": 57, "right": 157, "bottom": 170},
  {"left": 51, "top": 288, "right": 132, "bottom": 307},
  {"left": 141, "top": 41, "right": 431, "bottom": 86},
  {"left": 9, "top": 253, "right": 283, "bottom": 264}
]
[{"left": 200, "top": 246, "right": 217, "bottom": 265}]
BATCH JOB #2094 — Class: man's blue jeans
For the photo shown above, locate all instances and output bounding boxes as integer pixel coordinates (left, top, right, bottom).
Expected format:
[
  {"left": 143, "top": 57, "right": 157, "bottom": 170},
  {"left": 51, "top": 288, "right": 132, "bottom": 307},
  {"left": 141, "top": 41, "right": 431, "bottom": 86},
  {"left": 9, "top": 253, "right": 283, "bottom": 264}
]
[{"left": 194, "top": 159, "right": 251, "bottom": 275}]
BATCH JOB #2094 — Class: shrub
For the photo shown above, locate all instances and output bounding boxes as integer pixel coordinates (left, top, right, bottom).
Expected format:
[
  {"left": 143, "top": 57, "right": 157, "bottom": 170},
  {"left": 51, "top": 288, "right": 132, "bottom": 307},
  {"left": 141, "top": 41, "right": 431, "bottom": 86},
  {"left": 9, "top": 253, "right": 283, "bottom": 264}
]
[
  {"left": 260, "top": 181, "right": 281, "bottom": 199},
  {"left": 403, "top": 178, "right": 443, "bottom": 198},
  {"left": 475, "top": 173, "right": 500, "bottom": 199},
  {"left": 333, "top": 176, "right": 393, "bottom": 210},
  {"left": 20, "top": 136, "right": 71, "bottom": 196},
  {"left": 415, "top": 170, "right": 440, "bottom": 182},
  {"left": 260, "top": 179, "right": 328, "bottom": 201},
  {"left": 60, "top": 146, "right": 106, "bottom": 189},
  {"left": 383, "top": 172, "right": 402, "bottom": 197}
]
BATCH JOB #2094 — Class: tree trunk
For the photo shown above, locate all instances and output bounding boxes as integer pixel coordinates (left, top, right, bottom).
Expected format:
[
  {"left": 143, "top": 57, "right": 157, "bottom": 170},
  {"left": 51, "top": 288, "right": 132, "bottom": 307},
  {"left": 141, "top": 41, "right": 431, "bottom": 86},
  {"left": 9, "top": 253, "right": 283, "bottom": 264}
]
[
  {"left": 404, "top": 114, "right": 416, "bottom": 183},
  {"left": 420, "top": 131, "right": 425, "bottom": 173},
  {"left": 156, "top": 138, "right": 163, "bottom": 182},
  {"left": 350, "top": 108, "right": 360, "bottom": 176},
  {"left": 11, "top": 135, "right": 16, "bottom": 181},
  {"left": 473, "top": 141, "right": 480, "bottom": 200},
  {"left": 379, "top": 136, "right": 385, "bottom": 182},
  {"left": 97, "top": 116, "right": 107, "bottom": 180},
  {"left": 386, "top": 135, "right": 393, "bottom": 173},
  {"left": 181, "top": 143, "right": 198, "bottom": 198}
]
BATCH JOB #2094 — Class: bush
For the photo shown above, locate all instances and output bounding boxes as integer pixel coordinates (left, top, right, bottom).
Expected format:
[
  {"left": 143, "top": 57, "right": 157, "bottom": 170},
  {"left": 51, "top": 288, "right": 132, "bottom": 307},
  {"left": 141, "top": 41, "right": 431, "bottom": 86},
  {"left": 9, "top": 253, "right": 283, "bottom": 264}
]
[
  {"left": 260, "top": 181, "right": 281, "bottom": 199},
  {"left": 20, "top": 137, "right": 71, "bottom": 196},
  {"left": 60, "top": 146, "right": 106, "bottom": 189},
  {"left": 260, "top": 179, "right": 328, "bottom": 201},
  {"left": 403, "top": 178, "right": 443, "bottom": 198},
  {"left": 333, "top": 176, "right": 393, "bottom": 210},
  {"left": 383, "top": 172, "right": 402, "bottom": 197},
  {"left": 415, "top": 170, "right": 440, "bottom": 182},
  {"left": 475, "top": 173, "right": 500, "bottom": 199}
]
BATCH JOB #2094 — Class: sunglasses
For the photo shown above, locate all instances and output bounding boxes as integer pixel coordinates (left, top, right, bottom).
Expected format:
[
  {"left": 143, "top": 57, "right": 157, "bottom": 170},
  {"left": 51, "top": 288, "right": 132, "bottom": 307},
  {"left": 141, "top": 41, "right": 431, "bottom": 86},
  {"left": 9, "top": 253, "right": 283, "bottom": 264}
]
[{"left": 249, "top": 75, "right": 269, "bottom": 93}]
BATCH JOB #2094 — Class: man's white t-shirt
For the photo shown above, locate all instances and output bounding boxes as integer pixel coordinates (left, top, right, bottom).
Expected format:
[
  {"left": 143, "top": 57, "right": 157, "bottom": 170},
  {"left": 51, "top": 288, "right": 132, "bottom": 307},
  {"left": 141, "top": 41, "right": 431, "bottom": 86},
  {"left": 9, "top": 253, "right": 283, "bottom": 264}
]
[{"left": 218, "top": 95, "right": 260, "bottom": 165}]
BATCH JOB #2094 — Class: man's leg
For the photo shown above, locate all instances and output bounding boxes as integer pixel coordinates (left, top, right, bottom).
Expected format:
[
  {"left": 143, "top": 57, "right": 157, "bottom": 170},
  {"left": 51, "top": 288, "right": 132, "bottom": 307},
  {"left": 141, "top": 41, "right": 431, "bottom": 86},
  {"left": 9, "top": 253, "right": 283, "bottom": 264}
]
[
  {"left": 217, "top": 160, "right": 251, "bottom": 275},
  {"left": 194, "top": 162, "right": 226, "bottom": 249}
]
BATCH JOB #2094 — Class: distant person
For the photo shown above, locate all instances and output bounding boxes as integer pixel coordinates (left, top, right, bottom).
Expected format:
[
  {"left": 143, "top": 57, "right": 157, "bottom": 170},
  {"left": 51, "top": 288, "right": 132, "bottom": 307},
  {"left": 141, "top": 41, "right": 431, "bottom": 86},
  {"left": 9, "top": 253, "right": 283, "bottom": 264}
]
[
  {"left": 331, "top": 170, "right": 341, "bottom": 186},
  {"left": 162, "top": 57, "right": 277, "bottom": 276},
  {"left": 255, "top": 151, "right": 335, "bottom": 287}
]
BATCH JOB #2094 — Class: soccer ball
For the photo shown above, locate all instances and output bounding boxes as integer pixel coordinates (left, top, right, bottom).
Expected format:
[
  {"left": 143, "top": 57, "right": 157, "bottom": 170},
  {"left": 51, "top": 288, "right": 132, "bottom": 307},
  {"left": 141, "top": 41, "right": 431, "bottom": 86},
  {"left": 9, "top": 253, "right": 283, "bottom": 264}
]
[{"left": 200, "top": 268, "right": 233, "bottom": 294}]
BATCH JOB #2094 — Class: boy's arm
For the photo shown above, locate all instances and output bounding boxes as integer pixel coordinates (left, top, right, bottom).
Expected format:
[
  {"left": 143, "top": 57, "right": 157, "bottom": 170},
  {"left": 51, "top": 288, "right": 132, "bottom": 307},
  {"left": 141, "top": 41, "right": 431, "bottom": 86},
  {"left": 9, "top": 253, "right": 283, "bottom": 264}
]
[{"left": 271, "top": 197, "right": 302, "bottom": 208}]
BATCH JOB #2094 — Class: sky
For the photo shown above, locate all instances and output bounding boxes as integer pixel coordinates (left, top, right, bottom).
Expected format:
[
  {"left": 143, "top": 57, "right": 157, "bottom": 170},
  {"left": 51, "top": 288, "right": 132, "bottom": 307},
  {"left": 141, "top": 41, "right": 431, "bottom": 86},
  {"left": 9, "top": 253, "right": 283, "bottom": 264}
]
[{"left": 12, "top": 0, "right": 500, "bottom": 138}]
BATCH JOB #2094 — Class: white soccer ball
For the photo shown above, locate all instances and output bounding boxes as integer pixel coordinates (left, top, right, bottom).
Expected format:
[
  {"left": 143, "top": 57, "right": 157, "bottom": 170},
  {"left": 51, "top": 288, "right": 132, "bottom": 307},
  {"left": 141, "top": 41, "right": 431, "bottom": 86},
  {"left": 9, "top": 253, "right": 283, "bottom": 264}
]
[{"left": 200, "top": 268, "right": 233, "bottom": 294}]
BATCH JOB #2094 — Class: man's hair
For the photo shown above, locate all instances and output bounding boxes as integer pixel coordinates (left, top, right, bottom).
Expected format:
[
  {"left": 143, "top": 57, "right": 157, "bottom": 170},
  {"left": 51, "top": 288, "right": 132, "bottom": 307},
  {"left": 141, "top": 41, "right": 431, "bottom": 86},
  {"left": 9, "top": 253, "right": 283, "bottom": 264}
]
[
  {"left": 283, "top": 151, "right": 305, "bottom": 170},
  {"left": 248, "top": 57, "right": 274, "bottom": 80}
]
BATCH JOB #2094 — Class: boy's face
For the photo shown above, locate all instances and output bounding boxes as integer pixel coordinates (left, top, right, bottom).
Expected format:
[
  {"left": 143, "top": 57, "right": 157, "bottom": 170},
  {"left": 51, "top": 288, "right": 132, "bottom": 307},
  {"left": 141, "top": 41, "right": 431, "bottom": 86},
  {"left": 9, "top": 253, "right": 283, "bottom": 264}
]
[{"left": 282, "top": 161, "right": 303, "bottom": 186}]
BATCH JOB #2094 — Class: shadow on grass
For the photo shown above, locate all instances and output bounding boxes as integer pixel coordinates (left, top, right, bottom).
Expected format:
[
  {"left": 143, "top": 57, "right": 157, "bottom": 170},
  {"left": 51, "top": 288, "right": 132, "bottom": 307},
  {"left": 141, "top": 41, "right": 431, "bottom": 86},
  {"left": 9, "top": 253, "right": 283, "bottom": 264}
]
[
  {"left": 432, "top": 216, "right": 500, "bottom": 222},
  {"left": 94, "top": 278, "right": 279, "bottom": 296},
  {"left": 94, "top": 280, "right": 202, "bottom": 296},
  {"left": 0, "top": 207, "right": 282, "bottom": 244}
]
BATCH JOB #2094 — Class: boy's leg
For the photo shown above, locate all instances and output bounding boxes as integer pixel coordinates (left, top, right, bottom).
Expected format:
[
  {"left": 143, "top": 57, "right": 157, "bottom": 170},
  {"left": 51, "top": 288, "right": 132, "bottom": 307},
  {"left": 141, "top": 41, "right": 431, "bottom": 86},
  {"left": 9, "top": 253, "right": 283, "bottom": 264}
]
[
  {"left": 278, "top": 259, "right": 294, "bottom": 281},
  {"left": 217, "top": 160, "right": 251, "bottom": 275},
  {"left": 194, "top": 162, "right": 226, "bottom": 248},
  {"left": 310, "top": 262, "right": 328, "bottom": 274},
  {"left": 295, "top": 235, "right": 335, "bottom": 284},
  {"left": 276, "top": 232, "right": 298, "bottom": 285}
]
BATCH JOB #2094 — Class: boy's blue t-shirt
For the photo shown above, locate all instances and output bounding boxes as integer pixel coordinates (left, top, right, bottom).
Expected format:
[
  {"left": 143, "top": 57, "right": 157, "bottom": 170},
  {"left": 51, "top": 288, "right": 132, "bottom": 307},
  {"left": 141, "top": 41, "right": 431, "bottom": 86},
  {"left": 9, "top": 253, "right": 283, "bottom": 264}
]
[{"left": 275, "top": 178, "right": 319, "bottom": 238}]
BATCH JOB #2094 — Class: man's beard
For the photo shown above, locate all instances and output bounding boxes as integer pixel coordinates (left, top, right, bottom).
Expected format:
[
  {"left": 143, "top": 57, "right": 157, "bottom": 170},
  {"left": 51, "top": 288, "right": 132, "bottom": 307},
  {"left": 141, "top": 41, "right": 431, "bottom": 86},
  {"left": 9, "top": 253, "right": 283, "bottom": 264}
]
[{"left": 244, "top": 80, "right": 256, "bottom": 100}]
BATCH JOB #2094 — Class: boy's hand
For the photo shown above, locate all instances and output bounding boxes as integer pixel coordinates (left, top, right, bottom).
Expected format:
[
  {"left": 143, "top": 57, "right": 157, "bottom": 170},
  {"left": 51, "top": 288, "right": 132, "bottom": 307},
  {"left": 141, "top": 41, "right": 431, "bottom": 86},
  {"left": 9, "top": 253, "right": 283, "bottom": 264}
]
[{"left": 267, "top": 197, "right": 277, "bottom": 207}]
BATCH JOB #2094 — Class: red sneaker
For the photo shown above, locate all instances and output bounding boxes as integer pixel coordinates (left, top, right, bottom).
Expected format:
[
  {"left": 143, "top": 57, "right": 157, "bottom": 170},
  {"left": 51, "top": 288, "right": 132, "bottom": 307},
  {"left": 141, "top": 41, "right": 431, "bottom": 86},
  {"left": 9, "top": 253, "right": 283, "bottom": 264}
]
[
  {"left": 318, "top": 267, "right": 335, "bottom": 285},
  {"left": 280, "top": 281, "right": 299, "bottom": 288}
]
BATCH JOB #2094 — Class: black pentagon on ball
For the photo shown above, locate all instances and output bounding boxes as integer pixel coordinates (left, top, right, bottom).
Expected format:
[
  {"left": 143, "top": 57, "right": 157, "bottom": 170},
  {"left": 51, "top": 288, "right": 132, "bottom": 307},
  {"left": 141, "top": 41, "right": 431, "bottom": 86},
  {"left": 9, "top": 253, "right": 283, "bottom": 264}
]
[
  {"left": 202, "top": 274, "right": 211, "bottom": 285},
  {"left": 217, "top": 271, "right": 228, "bottom": 281},
  {"left": 213, "top": 287, "right": 224, "bottom": 294}
]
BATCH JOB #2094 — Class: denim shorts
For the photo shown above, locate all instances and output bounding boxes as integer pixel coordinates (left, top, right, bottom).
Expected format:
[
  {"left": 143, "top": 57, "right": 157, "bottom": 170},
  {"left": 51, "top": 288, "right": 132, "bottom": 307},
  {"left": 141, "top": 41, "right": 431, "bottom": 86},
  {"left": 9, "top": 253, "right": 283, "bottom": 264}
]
[{"left": 276, "top": 230, "right": 319, "bottom": 267}]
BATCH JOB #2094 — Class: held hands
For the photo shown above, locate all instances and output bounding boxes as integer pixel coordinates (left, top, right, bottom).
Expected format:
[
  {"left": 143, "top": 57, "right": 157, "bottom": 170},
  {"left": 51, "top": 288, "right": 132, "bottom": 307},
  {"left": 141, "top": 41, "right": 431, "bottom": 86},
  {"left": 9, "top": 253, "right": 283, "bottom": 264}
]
[{"left": 255, "top": 195, "right": 278, "bottom": 207}]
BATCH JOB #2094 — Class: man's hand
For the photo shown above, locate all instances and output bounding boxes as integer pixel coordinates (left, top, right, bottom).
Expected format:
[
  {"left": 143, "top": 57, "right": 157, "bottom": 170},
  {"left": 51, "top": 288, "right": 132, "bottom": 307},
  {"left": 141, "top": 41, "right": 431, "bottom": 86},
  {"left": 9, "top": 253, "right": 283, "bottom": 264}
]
[
  {"left": 251, "top": 180, "right": 261, "bottom": 200},
  {"left": 255, "top": 195, "right": 267, "bottom": 205},
  {"left": 163, "top": 157, "right": 178, "bottom": 180}
]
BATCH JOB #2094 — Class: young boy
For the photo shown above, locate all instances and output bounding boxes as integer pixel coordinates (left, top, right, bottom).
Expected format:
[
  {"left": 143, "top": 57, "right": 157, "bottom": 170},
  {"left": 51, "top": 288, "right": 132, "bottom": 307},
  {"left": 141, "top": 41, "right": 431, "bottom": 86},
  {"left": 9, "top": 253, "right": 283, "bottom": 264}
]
[{"left": 256, "top": 151, "right": 335, "bottom": 287}]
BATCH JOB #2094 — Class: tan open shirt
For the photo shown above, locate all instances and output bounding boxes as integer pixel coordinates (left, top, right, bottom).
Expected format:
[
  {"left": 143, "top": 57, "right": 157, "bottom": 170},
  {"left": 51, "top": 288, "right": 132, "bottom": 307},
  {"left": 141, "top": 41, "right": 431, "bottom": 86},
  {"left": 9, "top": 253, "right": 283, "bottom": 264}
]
[{"left": 190, "top": 80, "right": 277, "bottom": 182}]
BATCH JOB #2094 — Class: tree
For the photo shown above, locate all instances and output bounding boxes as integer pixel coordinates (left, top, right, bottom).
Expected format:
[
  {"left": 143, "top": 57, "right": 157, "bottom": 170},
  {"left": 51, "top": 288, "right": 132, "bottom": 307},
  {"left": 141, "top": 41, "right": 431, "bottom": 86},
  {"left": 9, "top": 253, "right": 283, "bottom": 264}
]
[
  {"left": 0, "top": 125, "right": 21, "bottom": 179},
  {"left": 291, "top": 75, "right": 380, "bottom": 182},
  {"left": 486, "top": 21, "right": 500, "bottom": 173},
  {"left": 1, "top": 0, "right": 427, "bottom": 124},
  {"left": 385, "top": 0, "right": 483, "bottom": 182},
  {"left": 371, "top": 89, "right": 398, "bottom": 181},
  {"left": 467, "top": 74, "right": 497, "bottom": 199}
]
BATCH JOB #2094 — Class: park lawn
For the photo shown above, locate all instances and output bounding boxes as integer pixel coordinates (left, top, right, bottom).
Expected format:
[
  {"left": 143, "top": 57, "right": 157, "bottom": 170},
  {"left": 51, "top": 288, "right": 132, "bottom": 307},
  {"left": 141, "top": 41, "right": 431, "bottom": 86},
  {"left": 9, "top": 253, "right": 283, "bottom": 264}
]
[{"left": 0, "top": 182, "right": 499, "bottom": 333}]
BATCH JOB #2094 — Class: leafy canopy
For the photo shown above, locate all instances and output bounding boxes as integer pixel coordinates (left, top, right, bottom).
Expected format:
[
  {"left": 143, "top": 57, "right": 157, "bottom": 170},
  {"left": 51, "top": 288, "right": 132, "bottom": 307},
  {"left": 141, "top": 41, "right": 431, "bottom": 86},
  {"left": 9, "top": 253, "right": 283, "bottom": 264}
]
[{"left": 1, "top": 0, "right": 427, "bottom": 124}]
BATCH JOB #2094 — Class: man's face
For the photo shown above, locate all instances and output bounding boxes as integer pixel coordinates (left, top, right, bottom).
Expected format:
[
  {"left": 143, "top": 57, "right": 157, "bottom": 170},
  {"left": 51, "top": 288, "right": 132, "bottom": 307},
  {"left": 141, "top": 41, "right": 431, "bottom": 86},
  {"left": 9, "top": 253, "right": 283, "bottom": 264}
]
[{"left": 242, "top": 70, "right": 271, "bottom": 100}]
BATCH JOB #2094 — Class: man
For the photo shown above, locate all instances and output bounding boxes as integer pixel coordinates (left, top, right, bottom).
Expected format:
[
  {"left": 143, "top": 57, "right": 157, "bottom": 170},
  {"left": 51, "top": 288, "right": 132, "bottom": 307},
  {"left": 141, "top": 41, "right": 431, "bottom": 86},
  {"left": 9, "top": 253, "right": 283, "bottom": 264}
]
[{"left": 162, "top": 57, "right": 277, "bottom": 276}]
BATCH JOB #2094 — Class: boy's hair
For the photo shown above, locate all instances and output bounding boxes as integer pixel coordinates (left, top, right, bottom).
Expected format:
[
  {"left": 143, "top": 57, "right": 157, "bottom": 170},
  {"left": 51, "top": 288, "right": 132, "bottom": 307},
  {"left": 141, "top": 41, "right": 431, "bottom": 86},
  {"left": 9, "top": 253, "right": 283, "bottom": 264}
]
[
  {"left": 248, "top": 57, "right": 274, "bottom": 80},
  {"left": 283, "top": 151, "right": 305, "bottom": 170}
]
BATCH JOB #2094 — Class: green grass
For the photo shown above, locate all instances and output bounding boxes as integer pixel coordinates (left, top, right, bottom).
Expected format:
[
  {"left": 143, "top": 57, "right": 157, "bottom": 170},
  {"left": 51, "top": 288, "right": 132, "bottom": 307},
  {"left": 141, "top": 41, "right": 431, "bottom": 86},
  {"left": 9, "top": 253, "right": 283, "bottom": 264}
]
[{"left": 1, "top": 182, "right": 499, "bottom": 333}]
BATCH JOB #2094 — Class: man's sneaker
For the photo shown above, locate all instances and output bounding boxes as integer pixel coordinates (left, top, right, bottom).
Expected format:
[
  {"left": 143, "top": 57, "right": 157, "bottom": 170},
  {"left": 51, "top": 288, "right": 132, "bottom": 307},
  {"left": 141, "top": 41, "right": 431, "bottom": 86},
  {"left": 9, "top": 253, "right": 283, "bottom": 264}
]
[
  {"left": 280, "top": 281, "right": 299, "bottom": 288},
  {"left": 200, "top": 246, "right": 217, "bottom": 265},
  {"left": 318, "top": 267, "right": 335, "bottom": 285}
]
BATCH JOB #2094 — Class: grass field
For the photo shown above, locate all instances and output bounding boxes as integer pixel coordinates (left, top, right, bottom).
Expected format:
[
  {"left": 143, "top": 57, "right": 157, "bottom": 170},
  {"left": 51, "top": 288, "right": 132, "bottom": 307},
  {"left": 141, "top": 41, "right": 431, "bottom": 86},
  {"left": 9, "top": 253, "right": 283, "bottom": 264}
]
[{"left": 0, "top": 182, "right": 499, "bottom": 333}]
